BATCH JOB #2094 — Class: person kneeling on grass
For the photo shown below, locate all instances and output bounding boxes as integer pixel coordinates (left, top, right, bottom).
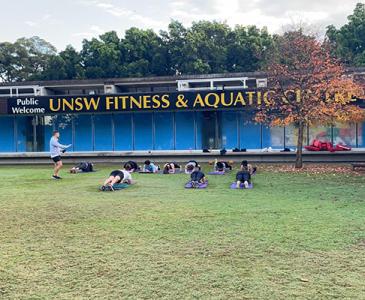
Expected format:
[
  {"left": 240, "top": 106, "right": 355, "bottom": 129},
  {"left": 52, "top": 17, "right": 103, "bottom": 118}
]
[
  {"left": 190, "top": 169, "right": 207, "bottom": 188},
  {"left": 101, "top": 167, "right": 132, "bottom": 191},
  {"left": 236, "top": 162, "right": 251, "bottom": 189},
  {"left": 185, "top": 160, "right": 201, "bottom": 174},
  {"left": 143, "top": 160, "right": 159, "bottom": 173},
  {"left": 70, "top": 162, "right": 94, "bottom": 173},
  {"left": 214, "top": 159, "right": 233, "bottom": 172},
  {"left": 163, "top": 162, "right": 181, "bottom": 174},
  {"left": 123, "top": 160, "right": 139, "bottom": 173},
  {"left": 241, "top": 160, "right": 257, "bottom": 175}
]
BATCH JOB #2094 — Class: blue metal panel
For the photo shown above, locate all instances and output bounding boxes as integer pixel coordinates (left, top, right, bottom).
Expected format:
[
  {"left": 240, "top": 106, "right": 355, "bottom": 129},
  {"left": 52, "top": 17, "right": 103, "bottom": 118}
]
[
  {"left": 175, "top": 112, "right": 195, "bottom": 150},
  {"left": 74, "top": 115, "right": 92, "bottom": 151},
  {"left": 240, "top": 113, "right": 261, "bottom": 149},
  {"left": 154, "top": 112, "right": 174, "bottom": 150},
  {"left": 114, "top": 113, "right": 133, "bottom": 150},
  {"left": 94, "top": 114, "right": 113, "bottom": 151},
  {"left": 358, "top": 122, "right": 365, "bottom": 147},
  {"left": 0, "top": 116, "right": 15, "bottom": 152},
  {"left": 16, "top": 116, "right": 33, "bottom": 152},
  {"left": 134, "top": 113, "right": 153, "bottom": 150},
  {"left": 222, "top": 112, "right": 238, "bottom": 149}
]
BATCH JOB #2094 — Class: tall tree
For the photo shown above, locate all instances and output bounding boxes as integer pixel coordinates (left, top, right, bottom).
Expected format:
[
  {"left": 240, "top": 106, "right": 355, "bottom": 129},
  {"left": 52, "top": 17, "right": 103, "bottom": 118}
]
[
  {"left": 121, "top": 27, "right": 169, "bottom": 77},
  {"left": 326, "top": 3, "right": 365, "bottom": 66},
  {"left": 0, "top": 36, "right": 56, "bottom": 82},
  {"left": 256, "top": 30, "right": 364, "bottom": 168},
  {"left": 81, "top": 31, "right": 122, "bottom": 78}
]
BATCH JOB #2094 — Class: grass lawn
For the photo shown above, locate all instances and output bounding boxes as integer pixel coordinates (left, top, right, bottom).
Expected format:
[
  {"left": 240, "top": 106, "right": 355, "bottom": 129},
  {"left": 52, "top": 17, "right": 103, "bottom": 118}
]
[{"left": 0, "top": 164, "right": 364, "bottom": 299}]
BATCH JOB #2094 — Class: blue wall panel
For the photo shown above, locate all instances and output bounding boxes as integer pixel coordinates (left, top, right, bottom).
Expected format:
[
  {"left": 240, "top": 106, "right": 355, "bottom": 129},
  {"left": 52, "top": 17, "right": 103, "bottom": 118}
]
[
  {"left": 240, "top": 114, "right": 261, "bottom": 149},
  {"left": 0, "top": 116, "right": 15, "bottom": 152},
  {"left": 222, "top": 112, "right": 238, "bottom": 149},
  {"left": 359, "top": 122, "right": 365, "bottom": 147},
  {"left": 94, "top": 114, "right": 113, "bottom": 151},
  {"left": 175, "top": 112, "right": 195, "bottom": 150},
  {"left": 16, "top": 116, "right": 33, "bottom": 152},
  {"left": 74, "top": 115, "right": 92, "bottom": 151},
  {"left": 154, "top": 112, "right": 174, "bottom": 150},
  {"left": 134, "top": 113, "right": 153, "bottom": 150},
  {"left": 114, "top": 114, "right": 133, "bottom": 150}
]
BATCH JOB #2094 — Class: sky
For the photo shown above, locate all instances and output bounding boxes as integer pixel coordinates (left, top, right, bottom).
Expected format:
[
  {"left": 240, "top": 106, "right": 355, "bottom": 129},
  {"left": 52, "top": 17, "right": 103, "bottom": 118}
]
[{"left": 0, "top": 0, "right": 362, "bottom": 51}]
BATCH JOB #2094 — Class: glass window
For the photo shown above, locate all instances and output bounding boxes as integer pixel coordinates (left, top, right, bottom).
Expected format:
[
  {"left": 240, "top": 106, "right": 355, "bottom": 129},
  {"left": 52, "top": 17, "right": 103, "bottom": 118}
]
[
  {"left": 196, "top": 111, "right": 221, "bottom": 149},
  {"left": 333, "top": 122, "right": 357, "bottom": 147},
  {"left": 74, "top": 115, "right": 92, "bottom": 151},
  {"left": 175, "top": 112, "right": 195, "bottom": 150},
  {"left": 134, "top": 113, "right": 153, "bottom": 150},
  {"left": 309, "top": 126, "right": 332, "bottom": 144},
  {"left": 114, "top": 113, "right": 133, "bottom": 151},
  {"left": 221, "top": 112, "right": 238, "bottom": 149},
  {"left": 94, "top": 114, "right": 113, "bottom": 151},
  {"left": 54, "top": 115, "right": 73, "bottom": 151},
  {"left": 285, "top": 125, "right": 308, "bottom": 148},
  {"left": 239, "top": 113, "right": 261, "bottom": 149},
  {"left": 154, "top": 112, "right": 174, "bottom": 150},
  {"left": 358, "top": 122, "right": 365, "bottom": 148},
  {"left": 16, "top": 116, "right": 34, "bottom": 152},
  {"left": 36, "top": 116, "right": 54, "bottom": 152},
  {"left": 0, "top": 116, "right": 15, "bottom": 152},
  {"left": 262, "top": 126, "right": 284, "bottom": 149}
]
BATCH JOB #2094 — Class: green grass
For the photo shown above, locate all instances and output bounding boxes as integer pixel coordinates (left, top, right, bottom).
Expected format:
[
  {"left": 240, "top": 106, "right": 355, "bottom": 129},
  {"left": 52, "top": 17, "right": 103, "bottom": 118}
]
[{"left": 0, "top": 165, "right": 364, "bottom": 299}]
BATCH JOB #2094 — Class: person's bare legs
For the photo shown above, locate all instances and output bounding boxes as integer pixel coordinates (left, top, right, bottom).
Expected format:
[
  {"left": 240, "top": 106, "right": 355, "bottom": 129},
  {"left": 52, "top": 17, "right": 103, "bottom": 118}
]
[
  {"left": 109, "top": 176, "right": 121, "bottom": 186},
  {"left": 103, "top": 176, "right": 115, "bottom": 186},
  {"left": 236, "top": 180, "right": 241, "bottom": 189},
  {"left": 54, "top": 161, "right": 63, "bottom": 177}
]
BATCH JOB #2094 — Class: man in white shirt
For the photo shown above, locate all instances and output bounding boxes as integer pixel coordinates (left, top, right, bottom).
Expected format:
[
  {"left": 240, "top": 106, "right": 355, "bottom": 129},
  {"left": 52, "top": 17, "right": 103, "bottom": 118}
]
[{"left": 49, "top": 130, "right": 71, "bottom": 180}]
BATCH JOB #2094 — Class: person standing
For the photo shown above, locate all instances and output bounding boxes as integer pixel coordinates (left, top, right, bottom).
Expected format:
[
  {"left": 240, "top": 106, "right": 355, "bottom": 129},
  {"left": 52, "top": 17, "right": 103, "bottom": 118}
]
[{"left": 50, "top": 130, "right": 71, "bottom": 180}]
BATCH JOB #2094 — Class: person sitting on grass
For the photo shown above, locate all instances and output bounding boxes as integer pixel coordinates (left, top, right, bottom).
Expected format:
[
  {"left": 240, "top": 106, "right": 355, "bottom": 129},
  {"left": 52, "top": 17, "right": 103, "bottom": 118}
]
[
  {"left": 236, "top": 160, "right": 252, "bottom": 189},
  {"left": 213, "top": 159, "right": 233, "bottom": 172},
  {"left": 241, "top": 160, "right": 257, "bottom": 175},
  {"left": 123, "top": 160, "right": 139, "bottom": 173},
  {"left": 190, "top": 169, "right": 207, "bottom": 188},
  {"left": 101, "top": 166, "right": 133, "bottom": 191},
  {"left": 163, "top": 162, "right": 181, "bottom": 174},
  {"left": 70, "top": 162, "right": 94, "bottom": 173},
  {"left": 184, "top": 160, "right": 201, "bottom": 174},
  {"left": 143, "top": 160, "right": 159, "bottom": 173}
]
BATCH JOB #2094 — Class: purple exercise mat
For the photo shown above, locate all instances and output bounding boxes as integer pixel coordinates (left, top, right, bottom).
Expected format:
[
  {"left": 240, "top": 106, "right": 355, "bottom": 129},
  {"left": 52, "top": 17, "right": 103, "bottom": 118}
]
[
  {"left": 185, "top": 181, "right": 209, "bottom": 189},
  {"left": 207, "top": 171, "right": 226, "bottom": 175},
  {"left": 230, "top": 182, "right": 253, "bottom": 189}
]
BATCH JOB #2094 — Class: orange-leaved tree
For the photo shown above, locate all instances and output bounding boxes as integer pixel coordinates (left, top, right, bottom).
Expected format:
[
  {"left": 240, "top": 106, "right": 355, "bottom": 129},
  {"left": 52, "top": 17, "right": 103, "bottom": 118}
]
[{"left": 255, "top": 30, "right": 365, "bottom": 168}]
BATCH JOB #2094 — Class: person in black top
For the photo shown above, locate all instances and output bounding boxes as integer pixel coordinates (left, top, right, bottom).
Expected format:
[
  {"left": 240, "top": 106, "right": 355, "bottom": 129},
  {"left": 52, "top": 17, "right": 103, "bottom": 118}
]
[
  {"left": 123, "top": 161, "right": 139, "bottom": 172},
  {"left": 190, "top": 170, "right": 206, "bottom": 188}
]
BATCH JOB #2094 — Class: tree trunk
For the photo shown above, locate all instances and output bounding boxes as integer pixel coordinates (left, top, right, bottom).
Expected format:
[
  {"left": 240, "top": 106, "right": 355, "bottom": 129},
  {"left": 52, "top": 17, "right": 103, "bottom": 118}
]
[{"left": 295, "top": 122, "right": 304, "bottom": 168}]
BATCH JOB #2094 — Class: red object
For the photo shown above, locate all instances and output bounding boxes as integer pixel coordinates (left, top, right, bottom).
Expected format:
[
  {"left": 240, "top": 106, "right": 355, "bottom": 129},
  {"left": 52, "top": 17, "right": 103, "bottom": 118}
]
[
  {"left": 305, "top": 145, "right": 320, "bottom": 151},
  {"left": 334, "top": 144, "right": 352, "bottom": 151},
  {"left": 305, "top": 139, "right": 352, "bottom": 152}
]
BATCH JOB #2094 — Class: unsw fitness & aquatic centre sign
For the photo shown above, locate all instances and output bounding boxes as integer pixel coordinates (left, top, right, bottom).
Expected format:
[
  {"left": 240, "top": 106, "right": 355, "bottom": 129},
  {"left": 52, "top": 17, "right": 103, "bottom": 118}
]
[{"left": 6, "top": 89, "right": 360, "bottom": 115}]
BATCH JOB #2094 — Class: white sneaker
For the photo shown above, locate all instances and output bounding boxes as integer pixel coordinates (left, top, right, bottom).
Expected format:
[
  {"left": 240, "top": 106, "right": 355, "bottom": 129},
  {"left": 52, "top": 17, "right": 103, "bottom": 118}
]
[{"left": 244, "top": 181, "right": 249, "bottom": 189}]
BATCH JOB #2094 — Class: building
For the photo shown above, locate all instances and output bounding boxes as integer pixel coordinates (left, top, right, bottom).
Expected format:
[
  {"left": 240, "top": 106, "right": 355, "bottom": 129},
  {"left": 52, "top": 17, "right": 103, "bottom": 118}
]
[{"left": 0, "top": 70, "right": 364, "bottom": 156}]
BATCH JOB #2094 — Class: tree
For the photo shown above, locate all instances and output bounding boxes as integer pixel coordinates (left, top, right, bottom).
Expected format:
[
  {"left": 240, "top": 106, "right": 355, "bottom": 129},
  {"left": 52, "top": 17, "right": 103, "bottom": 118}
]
[
  {"left": 326, "top": 3, "right": 365, "bottom": 66},
  {"left": 81, "top": 31, "right": 122, "bottom": 78},
  {"left": 121, "top": 27, "right": 169, "bottom": 77},
  {"left": 255, "top": 30, "right": 364, "bottom": 168},
  {"left": 0, "top": 36, "right": 56, "bottom": 82}
]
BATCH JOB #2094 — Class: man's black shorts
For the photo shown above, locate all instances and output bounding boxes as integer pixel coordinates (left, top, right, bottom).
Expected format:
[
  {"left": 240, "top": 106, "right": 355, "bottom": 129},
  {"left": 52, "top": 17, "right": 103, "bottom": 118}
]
[{"left": 52, "top": 156, "right": 61, "bottom": 163}]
